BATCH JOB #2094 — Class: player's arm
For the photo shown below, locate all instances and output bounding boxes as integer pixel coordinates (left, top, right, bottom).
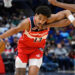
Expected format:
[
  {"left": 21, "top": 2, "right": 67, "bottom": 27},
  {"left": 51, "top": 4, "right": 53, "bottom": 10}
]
[
  {"left": 0, "top": 19, "right": 30, "bottom": 39},
  {"left": 46, "top": 10, "right": 75, "bottom": 28},
  {"left": 65, "top": 10, "right": 75, "bottom": 27},
  {"left": 48, "top": 0, "right": 75, "bottom": 12},
  {"left": 47, "top": 10, "right": 75, "bottom": 27},
  {"left": 47, "top": 10, "right": 67, "bottom": 23},
  {"left": 44, "top": 19, "right": 71, "bottom": 28}
]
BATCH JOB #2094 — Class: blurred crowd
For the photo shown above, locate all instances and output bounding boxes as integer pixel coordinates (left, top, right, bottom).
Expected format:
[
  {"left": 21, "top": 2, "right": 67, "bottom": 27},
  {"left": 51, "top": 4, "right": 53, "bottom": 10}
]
[
  {"left": 0, "top": 0, "right": 75, "bottom": 73},
  {"left": 42, "top": 26, "right": 75, "bottom": 71},
  {"left": 0, "top": 8, "right": 26, "bottom": 73}
]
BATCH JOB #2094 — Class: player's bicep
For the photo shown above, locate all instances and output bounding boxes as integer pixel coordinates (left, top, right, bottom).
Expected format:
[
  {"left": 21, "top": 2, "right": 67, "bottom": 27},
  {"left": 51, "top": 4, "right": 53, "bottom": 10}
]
[{"left": 15, "top": 19, "right": 29, "bottom": 32}]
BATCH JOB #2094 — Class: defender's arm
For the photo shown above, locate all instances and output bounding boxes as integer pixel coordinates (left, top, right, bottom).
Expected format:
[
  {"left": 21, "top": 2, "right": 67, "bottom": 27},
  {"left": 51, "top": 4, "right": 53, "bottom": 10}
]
[
  {"left": 47, "top": 10, "right": 75, "bottom": 27},
  {"left": 47, "top": 10, "right": 73, "bottom": 23},
  {"left": 44, "top": 19, "right": 71, "bottom": 28},
  {"left": 48, "top": 0, "right": 75, "bottom": 12},
  {"left": 47, "top": 10, "right": 67, "bottom": 23}
]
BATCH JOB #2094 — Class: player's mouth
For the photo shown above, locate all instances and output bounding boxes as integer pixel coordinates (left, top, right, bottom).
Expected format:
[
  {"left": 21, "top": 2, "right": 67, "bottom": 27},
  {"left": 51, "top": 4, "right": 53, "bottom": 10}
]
[{"left": 37, "top": 23, "right": 42, "bottom": 26}]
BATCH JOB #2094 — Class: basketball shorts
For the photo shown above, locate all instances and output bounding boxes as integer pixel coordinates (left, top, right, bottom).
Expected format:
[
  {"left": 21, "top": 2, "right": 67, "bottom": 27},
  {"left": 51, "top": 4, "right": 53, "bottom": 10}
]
[{"left": 15, "top": 49, "right": 43, "bottom": 68}]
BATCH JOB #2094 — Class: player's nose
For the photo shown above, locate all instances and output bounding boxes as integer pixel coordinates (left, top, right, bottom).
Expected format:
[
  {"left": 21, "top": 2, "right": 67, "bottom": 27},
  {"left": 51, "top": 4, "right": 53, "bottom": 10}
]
[{"left": 39, "top": 20, "right": 43, "bottom": 24}]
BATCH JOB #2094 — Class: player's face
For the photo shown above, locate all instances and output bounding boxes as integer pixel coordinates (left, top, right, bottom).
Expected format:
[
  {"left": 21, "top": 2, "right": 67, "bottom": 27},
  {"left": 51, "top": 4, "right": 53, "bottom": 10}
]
[{"left": 35, "top": 14, "right": 48, "bottom": 28}]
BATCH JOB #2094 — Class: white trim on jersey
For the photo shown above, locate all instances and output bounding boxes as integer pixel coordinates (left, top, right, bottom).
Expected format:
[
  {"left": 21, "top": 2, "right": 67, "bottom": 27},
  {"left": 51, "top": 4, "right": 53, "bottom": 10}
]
[
  {"left": 24, "top": 30, "right": 48, "bottom": 40},
  {"left": 29, "top": 31, "right": 48, "bottom": 36}
]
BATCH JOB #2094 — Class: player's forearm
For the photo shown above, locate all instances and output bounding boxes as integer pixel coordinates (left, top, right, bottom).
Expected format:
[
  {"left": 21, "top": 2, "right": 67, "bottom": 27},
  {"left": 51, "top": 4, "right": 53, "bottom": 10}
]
[
  {"left": 0, "top": 27, "right": 19, "bottom": 39},
  {"left": 55, "top": 2, "right": 75, "bottom": 12},
  {"left": 44, "top": 19, "right": 71, "bottom": 28},
  {"left": 47, "top": 10, "right": 72, "bottom": 24},
  {"left": 65, "top": 10, "right": 75, "bottom": 27},
  {"left": 47, "top": 12, "right": 65, "bottom": 23}
]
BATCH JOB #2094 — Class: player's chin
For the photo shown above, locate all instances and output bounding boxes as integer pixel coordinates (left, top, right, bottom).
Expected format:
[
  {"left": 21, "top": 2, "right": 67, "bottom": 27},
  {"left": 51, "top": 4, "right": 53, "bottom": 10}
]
[
  {"left": 38, "top": 26, "right": 43, "bottom": 29},
  {"left": 36, "top": 24, "right": 43, "bottom": 29}
]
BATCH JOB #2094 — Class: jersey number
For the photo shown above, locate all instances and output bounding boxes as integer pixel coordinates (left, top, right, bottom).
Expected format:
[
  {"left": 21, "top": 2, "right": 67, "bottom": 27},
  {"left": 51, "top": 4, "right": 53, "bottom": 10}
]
[{"left": 34, "top": 38, "right": 42, "bottom": 42}]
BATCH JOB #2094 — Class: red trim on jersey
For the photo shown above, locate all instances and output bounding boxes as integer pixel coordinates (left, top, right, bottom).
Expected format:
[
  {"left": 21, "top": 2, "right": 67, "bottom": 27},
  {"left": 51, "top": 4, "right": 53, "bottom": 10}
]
[{"left": 28, "top": 18, "right": 31, "bottom": 32}]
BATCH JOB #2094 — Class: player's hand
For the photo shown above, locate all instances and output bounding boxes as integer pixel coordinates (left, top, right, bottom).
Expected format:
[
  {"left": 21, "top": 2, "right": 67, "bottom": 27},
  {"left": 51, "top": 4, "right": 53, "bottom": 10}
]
[{"left": 48, "top": 0, "right": 57, "bottom": 5}]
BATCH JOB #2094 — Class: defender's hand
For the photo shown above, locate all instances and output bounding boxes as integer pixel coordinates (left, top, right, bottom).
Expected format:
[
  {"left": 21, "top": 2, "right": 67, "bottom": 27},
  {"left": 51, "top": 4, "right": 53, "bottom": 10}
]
[{"left": 48, "top": 0, "right": 57, "bottom": 5}]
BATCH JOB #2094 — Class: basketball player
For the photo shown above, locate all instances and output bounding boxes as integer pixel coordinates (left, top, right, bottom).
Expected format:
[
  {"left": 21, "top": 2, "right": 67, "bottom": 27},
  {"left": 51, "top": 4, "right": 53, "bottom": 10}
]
[
  {"left": 0, "top": 6, "right": 75, "bottom": 75},
  {"left": 48, "top": 0, "right": 75, "bottom": 12}
]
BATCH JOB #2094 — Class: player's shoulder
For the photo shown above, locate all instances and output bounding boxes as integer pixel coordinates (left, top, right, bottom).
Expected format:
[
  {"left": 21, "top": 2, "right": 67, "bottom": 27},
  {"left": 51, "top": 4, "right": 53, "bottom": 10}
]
[
  {"left": 20, "top": 17, "right": 30, "bottom": 28},
  {"left": 22, "top": 17, "right": 30, "bottom": 24}
]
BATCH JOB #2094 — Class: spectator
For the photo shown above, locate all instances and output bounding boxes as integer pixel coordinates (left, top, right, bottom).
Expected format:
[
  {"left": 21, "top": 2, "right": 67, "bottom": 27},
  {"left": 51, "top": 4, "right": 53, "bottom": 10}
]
[
  {"left": 4, "top": 41, "right": 14, "bottom": 55},
  {"left": 54, "top": 43, "right": 72, "bottom": 70},
  {"left": 68, "top": 50, "right": 75, "bottom": 70},
  {"left": 41, "top": 47, "right": 58, "bottom": 71},
  {"left": 54, "top": 31, "right": 63, "bottom": 44},
  {"left": 10, "top": 36, "right": 18, "bottom": 52},
  {"left": 60, "top": 28, "right": 69, "bottom": 38},
  {"left": 69, "top": 38, "right": 75, "bottom": 69},
  {"left": 5, "top": 21, "right": 15, "bottom": 28}
]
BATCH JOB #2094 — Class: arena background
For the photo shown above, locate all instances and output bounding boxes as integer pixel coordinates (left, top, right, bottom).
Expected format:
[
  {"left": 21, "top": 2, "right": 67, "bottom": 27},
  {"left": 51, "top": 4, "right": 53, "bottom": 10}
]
[{"left": 0, "top": 0, "right": 75, "bottom": 75}]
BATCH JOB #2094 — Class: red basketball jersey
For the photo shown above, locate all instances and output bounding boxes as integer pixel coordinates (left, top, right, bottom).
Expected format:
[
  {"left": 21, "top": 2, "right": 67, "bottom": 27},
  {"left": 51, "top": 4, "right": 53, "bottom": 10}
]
[{"left": 18, "top": 16, "right": 49, "bottom": 54}]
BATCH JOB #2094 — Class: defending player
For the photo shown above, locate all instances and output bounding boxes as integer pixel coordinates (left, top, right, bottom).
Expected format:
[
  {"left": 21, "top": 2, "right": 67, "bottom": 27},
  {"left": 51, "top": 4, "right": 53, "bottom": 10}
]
[{"left": 48, "top": 0, "right": 75, "bottom": 12}]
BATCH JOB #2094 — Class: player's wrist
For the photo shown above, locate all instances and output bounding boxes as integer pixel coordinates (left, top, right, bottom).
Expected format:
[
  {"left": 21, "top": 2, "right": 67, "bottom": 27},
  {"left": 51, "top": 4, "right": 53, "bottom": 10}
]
[
  {"left": 65, "top": 10, "right": 75, "bottom": 22},
  {"left": 67, "top": 14, "right": 75, "bottom": 27},
  {"left": 68, "top": 15, "right": 75, "bottom": 23}
]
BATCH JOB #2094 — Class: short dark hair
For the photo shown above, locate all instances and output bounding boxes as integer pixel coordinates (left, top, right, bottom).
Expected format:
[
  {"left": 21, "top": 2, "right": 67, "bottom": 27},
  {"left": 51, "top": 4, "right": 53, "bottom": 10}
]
[{"left": 35, "top": 6, "right": 51, "bottom": 18}]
